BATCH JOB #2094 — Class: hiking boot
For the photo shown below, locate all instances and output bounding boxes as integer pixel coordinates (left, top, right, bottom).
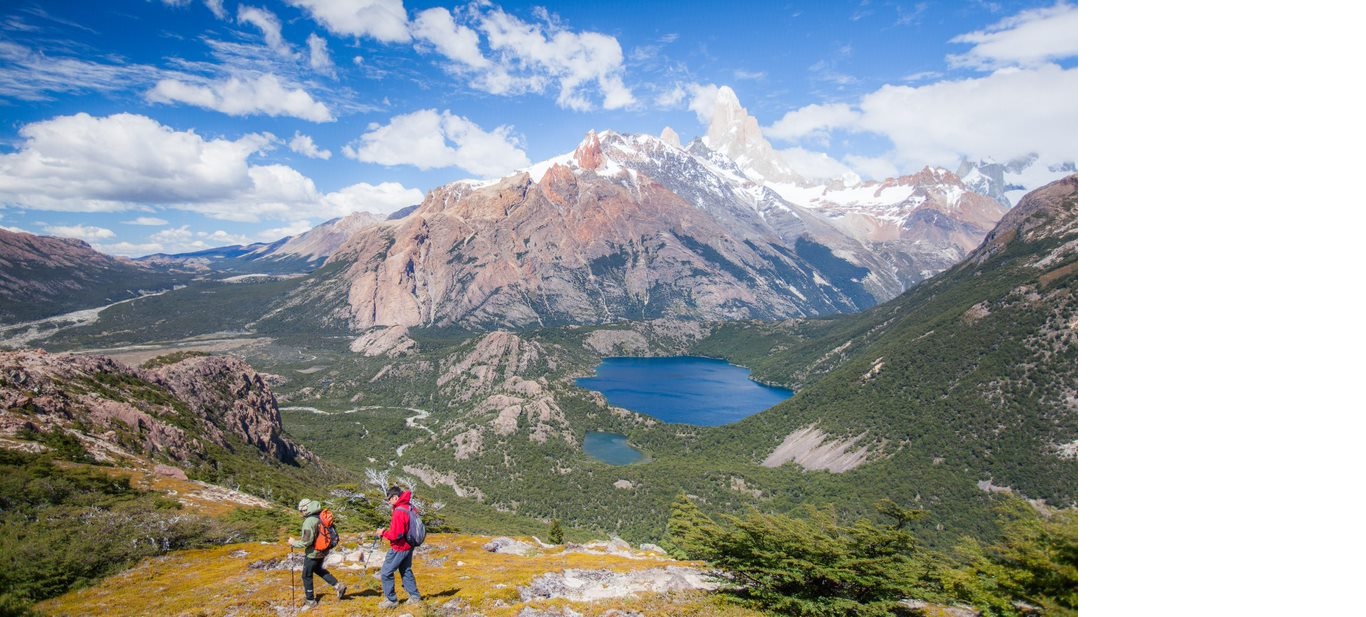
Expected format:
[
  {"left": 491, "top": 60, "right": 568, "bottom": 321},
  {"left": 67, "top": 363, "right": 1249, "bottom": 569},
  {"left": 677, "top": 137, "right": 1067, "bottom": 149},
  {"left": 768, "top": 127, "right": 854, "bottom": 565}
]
[
  {"left": 299, "top": 598, "right": 319, "bottom": 612},
  {"left": 377, "top": 599, "right": 399, "bottom": 609},
  {"left": 335, "top": 583, "right": 347, "bottom": 600},
  {"left": 405, "top": 597, "right": 423, "bottom": 605}
]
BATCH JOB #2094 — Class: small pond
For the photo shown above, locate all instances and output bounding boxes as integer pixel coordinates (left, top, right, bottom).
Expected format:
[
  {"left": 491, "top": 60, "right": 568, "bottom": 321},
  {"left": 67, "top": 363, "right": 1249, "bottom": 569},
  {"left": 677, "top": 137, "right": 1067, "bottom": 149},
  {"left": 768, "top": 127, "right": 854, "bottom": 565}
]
[{"left": 582, "top": 431, "right": 645, "bottom": 465}]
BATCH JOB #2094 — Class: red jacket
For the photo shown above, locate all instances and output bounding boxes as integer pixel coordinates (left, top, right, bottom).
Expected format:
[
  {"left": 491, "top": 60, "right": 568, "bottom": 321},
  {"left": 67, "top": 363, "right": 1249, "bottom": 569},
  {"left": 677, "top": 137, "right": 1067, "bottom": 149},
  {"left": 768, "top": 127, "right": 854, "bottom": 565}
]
[{"left": 382, "top": 491, "right": 415, "bottom": 552}]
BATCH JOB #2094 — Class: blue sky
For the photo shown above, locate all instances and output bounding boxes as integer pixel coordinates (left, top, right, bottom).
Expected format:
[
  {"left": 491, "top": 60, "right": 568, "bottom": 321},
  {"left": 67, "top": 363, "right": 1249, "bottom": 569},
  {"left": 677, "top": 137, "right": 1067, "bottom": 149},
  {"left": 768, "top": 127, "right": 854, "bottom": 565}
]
[{"left": 0, "top": 0, "right": 1077, "bottom": 256}]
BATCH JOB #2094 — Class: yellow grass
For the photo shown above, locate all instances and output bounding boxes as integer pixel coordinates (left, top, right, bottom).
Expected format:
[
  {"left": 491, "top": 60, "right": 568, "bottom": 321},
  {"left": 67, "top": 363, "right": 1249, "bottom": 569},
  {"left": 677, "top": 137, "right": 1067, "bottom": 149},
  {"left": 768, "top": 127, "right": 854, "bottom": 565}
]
[{"left": 36, "top": 534, "right": 763, "bottom": 617}]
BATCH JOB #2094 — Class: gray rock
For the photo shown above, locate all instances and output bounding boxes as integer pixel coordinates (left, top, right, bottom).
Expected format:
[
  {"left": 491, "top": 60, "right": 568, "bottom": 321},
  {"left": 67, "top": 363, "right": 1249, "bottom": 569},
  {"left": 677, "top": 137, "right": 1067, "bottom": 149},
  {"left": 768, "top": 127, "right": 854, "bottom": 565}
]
[{"left": 482, "top": 537, "right": 536, "bottom": 556}]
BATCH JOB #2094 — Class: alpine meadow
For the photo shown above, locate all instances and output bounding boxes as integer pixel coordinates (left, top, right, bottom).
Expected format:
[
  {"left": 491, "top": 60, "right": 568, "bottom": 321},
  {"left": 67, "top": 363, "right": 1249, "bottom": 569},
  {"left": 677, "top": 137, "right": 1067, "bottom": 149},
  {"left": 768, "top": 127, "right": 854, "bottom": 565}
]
[{"left": 0, "top": 1, "right": 1078, "bottom": 616}]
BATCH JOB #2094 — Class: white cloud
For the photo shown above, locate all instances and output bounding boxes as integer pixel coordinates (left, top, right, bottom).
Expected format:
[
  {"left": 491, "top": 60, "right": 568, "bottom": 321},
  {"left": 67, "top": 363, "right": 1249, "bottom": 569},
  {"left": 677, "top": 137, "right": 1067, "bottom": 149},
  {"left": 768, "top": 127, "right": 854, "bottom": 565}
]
[
  {"left": 766, "top": 103, "right": 860, "bottom": 142},
  {"left": 775, "top": 147, "right": 859, "bottom": 181},
  {"left": 0, "top": 113, "right": 268, "bottom": 212},
  {"left": 843, "top": 154, "right": 901, "bottom": 180},
  {"left": 124, "top": 216, "right": 169, "bottom": 226},
  {"left": 0, "top": 41, "right": 162, "bottom": 102},
  {"left": 473, "top": 7, "right": 634, "bottom": 111},
  {"left": 307, "top": 34, "right": 336, "bottom": 77},
  {"left": 686, "top": 83, "right": 721, "bottom": 123},
  {"left": 321, "top": 182, "right": 423, "bottom": 216},
  {"left": 948, "top": 3, "right": 1077, "bottom": 70},
  {"left": 146, "top": 73, "right": 334, "bottom": 122},
  {"left": 757, "top": 4, "right": 1079, "bottom": 174},
  {"left": 42, "top": 224, "right": 115, "bottom": 241},
  {"left": 857, "top": 65, "right": 1077, "bottom": 167},
  {"left": 0, "top": 112, "right": 423, "bottom": 224},
  {"left": 237, "top": 6, "right": 296, "bottom": 59},
  {"left": 259, "top": 220, "right": 315, "bottom": 240},
  {"left": 204, "top": 0, "right": 227, "bottom": 19},
  {"left": 285, "top": 0, "right": 411, "bottom": 44},
  {"left": 289, "top": 131, "right": 332, "bottom": 159},
  {"left": 654, "top": 83, "right": 687, "bottom": 108},
  {"left": 343, "top": 108, "right": 529, "bottom": 177},
  {"left": 411, "top": 7, "right": 489, "bottom": 69},
  {"left": 94, "top": 241, "right": 167, "bottom": 257}
]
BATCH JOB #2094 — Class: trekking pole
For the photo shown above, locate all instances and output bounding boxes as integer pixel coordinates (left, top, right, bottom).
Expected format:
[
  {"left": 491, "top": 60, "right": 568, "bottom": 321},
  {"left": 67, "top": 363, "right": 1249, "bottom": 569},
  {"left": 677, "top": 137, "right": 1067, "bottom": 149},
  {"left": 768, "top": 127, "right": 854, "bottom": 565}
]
[
  {"left": 289, "top": 546, "right": 296, "bottom": 609},
  {"left": 363, "top": 536, "right": 379, "bottom": 578}
]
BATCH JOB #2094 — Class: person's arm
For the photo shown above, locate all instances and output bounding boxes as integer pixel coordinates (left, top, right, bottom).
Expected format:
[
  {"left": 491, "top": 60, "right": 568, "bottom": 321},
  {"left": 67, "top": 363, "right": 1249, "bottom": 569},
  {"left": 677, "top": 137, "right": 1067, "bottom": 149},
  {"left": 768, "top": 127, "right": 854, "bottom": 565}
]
[
  {"left": 291, "top": 517, "right": 317, "bottom": 548},
  {"left": 381, "top": 507, "right": 408, "bottom": 542}
]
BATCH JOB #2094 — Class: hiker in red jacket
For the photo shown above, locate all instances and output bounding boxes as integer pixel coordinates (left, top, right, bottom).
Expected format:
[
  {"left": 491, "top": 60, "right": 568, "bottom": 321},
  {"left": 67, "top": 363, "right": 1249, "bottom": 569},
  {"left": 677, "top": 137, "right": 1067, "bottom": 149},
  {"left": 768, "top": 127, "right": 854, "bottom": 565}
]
[{"left": 375, "top": 486, "right": 422, "bottom": 609}]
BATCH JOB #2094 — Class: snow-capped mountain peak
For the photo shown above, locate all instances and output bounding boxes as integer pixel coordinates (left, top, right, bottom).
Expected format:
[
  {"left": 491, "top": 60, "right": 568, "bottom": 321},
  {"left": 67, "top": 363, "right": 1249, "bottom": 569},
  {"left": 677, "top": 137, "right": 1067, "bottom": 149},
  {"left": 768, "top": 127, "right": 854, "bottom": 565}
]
[{"left": 701, "top": 86, "right": 805, "bottom": 186}]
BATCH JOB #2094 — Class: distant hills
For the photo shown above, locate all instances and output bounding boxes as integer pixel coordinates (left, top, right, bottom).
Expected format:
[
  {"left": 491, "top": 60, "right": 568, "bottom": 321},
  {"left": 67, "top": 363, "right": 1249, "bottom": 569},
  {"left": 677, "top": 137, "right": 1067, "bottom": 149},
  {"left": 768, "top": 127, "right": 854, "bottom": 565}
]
[
  {"left": 133, "top": 209, "right": 413, "bottom": 276},
  {"left": 0, "top": 229, "right": 184, "bottom": 324}
]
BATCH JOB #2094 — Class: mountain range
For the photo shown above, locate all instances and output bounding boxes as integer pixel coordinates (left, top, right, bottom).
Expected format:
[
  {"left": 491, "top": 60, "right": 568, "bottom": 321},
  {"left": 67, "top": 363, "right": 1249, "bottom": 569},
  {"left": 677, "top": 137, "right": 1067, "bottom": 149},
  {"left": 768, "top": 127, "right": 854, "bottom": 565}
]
[{"left": 2, "top": 87, "right": 1072, "bottom": 338}]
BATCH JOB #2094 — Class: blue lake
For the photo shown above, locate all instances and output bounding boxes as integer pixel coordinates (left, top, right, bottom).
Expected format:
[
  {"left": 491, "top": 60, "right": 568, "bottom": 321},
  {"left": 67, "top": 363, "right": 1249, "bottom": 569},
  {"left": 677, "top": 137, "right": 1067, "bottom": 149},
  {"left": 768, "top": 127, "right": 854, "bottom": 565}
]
[
  {"left": 582, "top": 431, "right": 645, "bottom": 465},
  {"left": 576, "top": 356, "right": 793, "bottom": 427}
]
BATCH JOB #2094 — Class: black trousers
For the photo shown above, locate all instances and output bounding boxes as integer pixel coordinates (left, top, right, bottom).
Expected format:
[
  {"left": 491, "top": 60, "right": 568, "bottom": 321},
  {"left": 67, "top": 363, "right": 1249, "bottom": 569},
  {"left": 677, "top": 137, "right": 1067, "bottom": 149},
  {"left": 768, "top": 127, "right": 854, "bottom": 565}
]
[{"left": 302, "top": 556, "right": 339, "bottom": 600}]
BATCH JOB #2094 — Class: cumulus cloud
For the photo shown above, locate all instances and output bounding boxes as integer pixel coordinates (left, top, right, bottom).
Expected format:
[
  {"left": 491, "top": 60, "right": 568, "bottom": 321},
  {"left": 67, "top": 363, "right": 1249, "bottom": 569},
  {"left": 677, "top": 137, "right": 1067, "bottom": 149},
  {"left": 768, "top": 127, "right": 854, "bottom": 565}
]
[
  {"left": 775, "top": 147, "right": 859, "bottom": 181},
  {"left": 42, "top": 224, "right": 115, "bottom": 241},
  {"left": 856, "top": 65, "right": 1077, "bottom": 167},
  {"left": 237, "top": 5, "right": 296, "bottom": 59},
  {"left": 686, "top": 83, "right": 722, "bottom": 123},
  {"left": 472, "top": 6, "right": 634, "bottom": 111},
  {"left": 259, "top": 220, "right": 315, "bottom": 240},
  {"left": 948, "top": 2, "right": 1077, "bottom": 70},
  {"left": 307, "top": 34, "right": 336, "bottom": 77},
  {"left": 146, "top": 73, "right": 334, "bottom": 122},
  {"left": 320, "top": 182, "right": 423, "bottom": 216},
  {"left": 766, "top": 102, "right": 860, "bottom": 142},
  {"left": 843, "top": 153, "right": 901, "bottom": 180},
  {"left": 760, "top": 3, "right": 1077, "bottom": 173},
  {"left": 289, "top": 131, "right": 332, "bottom": 159},
  {"left": 285, "top": 0, "right": 411, "bottom": 43},
  {"left": 93, "top": 241, "right": 167, "bottom": 257},
  {"left": 0, "top": 113, "right": 268, "bottom": 212},
  {"left": 124, "top": 216, "right": 169, "bottom": 226},
  {"left": 343, "top": 108, "right": 529, "bottom": 177},
  {"left": 411, "top": 7, "right": 489, "bottom": 69},
  {"left": 0, "top": 112, "right": 422, "bottom": 224}
]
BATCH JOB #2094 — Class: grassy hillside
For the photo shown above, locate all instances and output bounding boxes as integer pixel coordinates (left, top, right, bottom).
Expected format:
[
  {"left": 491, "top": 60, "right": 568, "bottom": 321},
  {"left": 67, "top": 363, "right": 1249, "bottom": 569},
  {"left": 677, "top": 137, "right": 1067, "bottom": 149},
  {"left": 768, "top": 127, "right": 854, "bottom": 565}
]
[{"left": 36, "top": 534, "right": 758, "bottom": 617}]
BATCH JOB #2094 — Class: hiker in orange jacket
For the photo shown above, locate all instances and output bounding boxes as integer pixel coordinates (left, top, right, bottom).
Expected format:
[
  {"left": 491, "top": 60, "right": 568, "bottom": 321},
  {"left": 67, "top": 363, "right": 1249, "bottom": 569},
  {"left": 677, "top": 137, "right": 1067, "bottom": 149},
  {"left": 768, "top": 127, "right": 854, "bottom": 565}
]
[{"left": 375, "top": 486, "right": 421, "bottom": 609}]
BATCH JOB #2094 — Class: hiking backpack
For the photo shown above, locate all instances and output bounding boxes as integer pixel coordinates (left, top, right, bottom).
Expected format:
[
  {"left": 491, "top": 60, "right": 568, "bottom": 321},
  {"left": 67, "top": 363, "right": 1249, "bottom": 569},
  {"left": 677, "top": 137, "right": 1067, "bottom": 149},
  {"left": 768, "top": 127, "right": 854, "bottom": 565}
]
[
  {"left": 398, "top": 504, "right": 426, "bottom": 547},
  {"left": 313, "top": 509, "right": 340, "bottom": 552}
]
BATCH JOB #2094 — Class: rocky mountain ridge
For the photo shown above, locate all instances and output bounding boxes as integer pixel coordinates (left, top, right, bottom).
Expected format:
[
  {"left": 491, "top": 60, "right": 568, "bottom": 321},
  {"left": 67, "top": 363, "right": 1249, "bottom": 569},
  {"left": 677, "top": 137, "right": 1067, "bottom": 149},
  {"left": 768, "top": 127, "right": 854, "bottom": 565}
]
[
  {"left": 0, "top": 228, "right": 182, "bottom": 324},
  {"left": 0, "top": 350, "right": 313, "bottom": 470},
  {"left": 276, "top": 87, "right": 1013, "bottom": 332}
]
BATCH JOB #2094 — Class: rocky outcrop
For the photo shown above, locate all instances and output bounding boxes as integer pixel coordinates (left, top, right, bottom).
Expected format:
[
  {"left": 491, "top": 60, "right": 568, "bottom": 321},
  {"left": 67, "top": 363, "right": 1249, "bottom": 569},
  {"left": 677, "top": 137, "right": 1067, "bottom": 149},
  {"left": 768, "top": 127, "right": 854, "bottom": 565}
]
[
  {"left": 149, "top": 354, "right": 307, "bottom": 465},
  {"left": 350, "top": 325, "right": 417, "bottom": 357},
  {"left": 435, "top": 332, "right": 573, "bottom": 447},
  {"left": 0, "top": 350, "right": 312, "bottom": 468},
  {"left": 968, "top": 174, "right": 1078, "bottom": 267},
  {"left": 520, "top": 567, "right": 719, "bottom": 603}
]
